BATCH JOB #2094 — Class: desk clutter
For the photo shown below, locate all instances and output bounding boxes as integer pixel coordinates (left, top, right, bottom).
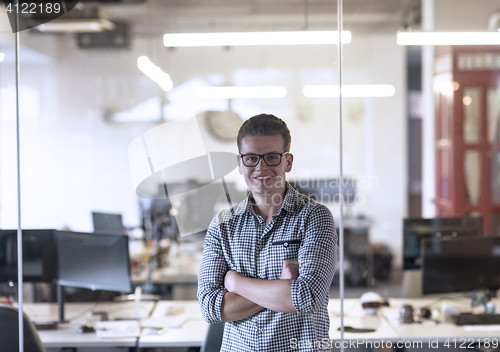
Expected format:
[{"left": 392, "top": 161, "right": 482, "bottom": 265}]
[
  {"left": 29, "top": 301, "right": 200, "bottom": 335},
  {"left": 381, "top": 296, "right": 500, "bottom": 334},
  {"left": 19, "top": 300, "right": 209, "bottom": 350},
  {"left": 95, "top": 321, "right": 141, "bottom": 338},
  {"left": 7, "top": 297, "right": 500, "bottom": 350}
]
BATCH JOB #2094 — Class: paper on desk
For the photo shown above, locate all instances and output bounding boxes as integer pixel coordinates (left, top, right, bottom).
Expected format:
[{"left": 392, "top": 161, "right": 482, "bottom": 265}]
[
  {"left": 141, "top": 316, "right": 188, "bottom": 328},
  {"left": 95, "top": 320, "right": 141, "bottom": 338},
  {"left": 463, "top": 325, "right": 500, "bottom": 331}
]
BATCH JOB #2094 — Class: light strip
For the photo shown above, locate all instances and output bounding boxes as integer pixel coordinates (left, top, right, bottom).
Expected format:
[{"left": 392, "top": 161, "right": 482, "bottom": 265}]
[
  {"left": 196, "top": 86, "right": 287, "bottom": 99},
  {"left": 137, "top": 56, "right": 173, "bottom": 92},
  {"left": 164, "top": 31, "right": 351, "bottom": 47},
  {"left": 303, "top": 85, "right": 395, "bottom": 97},
  {"left": 397, "top": 32, "right": 500, "bottom": 45},
  {"left": 37, "top": 19, "right": 115, "bottom": 33},
  {"left": 0, "top": 53, "right": 4, "bottom": 62}
]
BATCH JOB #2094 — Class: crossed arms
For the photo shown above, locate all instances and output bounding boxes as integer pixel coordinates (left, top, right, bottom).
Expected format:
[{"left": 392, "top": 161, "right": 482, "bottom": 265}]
[{"left": 221, "top": 259, "right": 299, "bottom": 322}]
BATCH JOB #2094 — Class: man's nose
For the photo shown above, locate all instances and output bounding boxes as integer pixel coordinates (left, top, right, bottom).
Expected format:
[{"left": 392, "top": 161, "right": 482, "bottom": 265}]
[{"left": 255, "top": 156, "right": 268, "bottom": 170}]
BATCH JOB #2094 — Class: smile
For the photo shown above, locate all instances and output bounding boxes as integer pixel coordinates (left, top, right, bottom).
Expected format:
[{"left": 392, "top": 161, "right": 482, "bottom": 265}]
[{"left": 254, "top": 176, "right": 272, "bottom": 180}]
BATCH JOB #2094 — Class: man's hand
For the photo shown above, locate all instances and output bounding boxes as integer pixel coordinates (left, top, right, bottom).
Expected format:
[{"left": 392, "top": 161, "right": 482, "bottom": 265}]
[
  {"left": 224, "top": 270, "right": 241, "bottom": 292},
  {"left": 280, "top": 259, "right": 299, "bottom": 279},
  {"left": 223, "top": 267, "right": 297, "bottom": 314}
]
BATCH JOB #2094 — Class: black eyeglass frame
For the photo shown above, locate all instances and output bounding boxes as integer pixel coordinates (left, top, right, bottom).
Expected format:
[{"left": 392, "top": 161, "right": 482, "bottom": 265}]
[{"left": 238, "top": 152, "right": 290, "bottom": 167}]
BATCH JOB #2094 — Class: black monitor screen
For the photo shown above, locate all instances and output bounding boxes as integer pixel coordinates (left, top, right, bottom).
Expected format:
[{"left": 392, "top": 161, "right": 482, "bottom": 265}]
[
  {"left": 422, "top": 236, "right": 500, "bottom": 295},
  {"left": 55, "top": 231, "right": 131, "bottom": 293},
  {"left": 92, "top": 212, "right": 124, "bottom": 235},
  {"left": 403, "top": 217, "right": 482, "bottom": 270},
  {"left": 0, "top": 229, "right": 57, "bottom": 283}
]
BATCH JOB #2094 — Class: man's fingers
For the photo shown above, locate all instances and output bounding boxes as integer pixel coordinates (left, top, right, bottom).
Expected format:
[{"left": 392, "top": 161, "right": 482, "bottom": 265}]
[
  {"left": 282, "top": 259, "right": 299, "bottom": 271},
  {"left": 281, "top": 259, "right": 300, "bottom": 280},
  {"left": 282, "top": 259, "right": 299, "bottom": 267}
]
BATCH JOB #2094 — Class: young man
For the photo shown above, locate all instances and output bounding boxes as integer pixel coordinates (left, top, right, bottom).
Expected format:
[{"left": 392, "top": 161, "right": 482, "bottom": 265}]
[{"left": 198, "top": 114, "right": 338, "bottom": 351}]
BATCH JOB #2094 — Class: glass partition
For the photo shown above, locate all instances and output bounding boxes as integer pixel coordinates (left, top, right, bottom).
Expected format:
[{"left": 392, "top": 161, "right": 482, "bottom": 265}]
[
  {"left": 463, "top": 87, "right": 481, "bottom": 144},
  {"left": 4, "top": 0, "right": 500, "bottom": 350}
]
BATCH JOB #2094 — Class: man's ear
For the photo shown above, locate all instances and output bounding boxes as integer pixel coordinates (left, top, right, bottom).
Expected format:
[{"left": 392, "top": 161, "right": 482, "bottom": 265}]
[
  {"left": 285, "top": 153, "right": 293, "bottom": 173},
  {"left": 237, "top": 155, "right": 243, "bottom": 174}
]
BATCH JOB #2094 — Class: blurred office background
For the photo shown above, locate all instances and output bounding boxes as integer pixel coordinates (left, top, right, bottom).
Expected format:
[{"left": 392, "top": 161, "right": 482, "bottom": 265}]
[{"left": 0, "top": 0, "right": 499, "bottom": 300}]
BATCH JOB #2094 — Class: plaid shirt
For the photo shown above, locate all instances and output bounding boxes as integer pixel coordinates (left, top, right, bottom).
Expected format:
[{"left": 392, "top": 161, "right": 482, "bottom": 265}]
[{"left": 198, "top": 184, "right": 338, "bottom": 351}]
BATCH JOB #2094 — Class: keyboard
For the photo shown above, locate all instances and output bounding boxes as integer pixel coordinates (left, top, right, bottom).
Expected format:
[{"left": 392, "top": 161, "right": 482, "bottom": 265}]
[{"left": 453, "top": 314, "right": 500, "bottom": 326}]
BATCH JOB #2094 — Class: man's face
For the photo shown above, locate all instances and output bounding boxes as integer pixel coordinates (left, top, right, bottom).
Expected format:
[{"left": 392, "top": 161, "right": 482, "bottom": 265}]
[{"left": 238, "top": 135, "right": 293, "bottom": 198}]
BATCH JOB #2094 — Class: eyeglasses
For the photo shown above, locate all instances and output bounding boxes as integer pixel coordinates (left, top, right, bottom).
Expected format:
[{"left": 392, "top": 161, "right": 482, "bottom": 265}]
[{"left": 239, "top": 152, "right": 289, "bottom": 167}]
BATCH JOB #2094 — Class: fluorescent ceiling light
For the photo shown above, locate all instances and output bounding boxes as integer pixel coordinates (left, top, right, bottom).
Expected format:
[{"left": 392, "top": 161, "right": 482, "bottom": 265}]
[
  {"left": 137, "top": 56, "right": 173, "bottom": 92},
  {"left": 36, "top": 19, "right": 115, "bottom": 33},
  {"left": 397, "top": 32, "right": 500, "bottom": 45},
  {"left": 196, "top": 86, "right": 287, "bottom": 99},
  {"left": 0, "top": 53, "right": 4, "bottom": 62},
  {"left": 164, "top": 31, "right": 351, "bottom": 47},
  {"left": 303, "top": 85, "right": 396, "bottom": 97}
]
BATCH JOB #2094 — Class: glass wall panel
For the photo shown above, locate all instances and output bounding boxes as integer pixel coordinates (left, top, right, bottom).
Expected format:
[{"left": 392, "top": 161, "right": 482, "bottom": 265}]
[
  {"left": 8, "top": 0, "right": 500, "bottom": 350},
  {"left": 9, "top": 1, "right": 345, "bottom": 347},
  {"left": 463, "top": 87, "right": 481, "bottom": 144},
  {"left": 464, "top": 150, "right": 481, "bottom": 205},
  {"left": 489, "top": 88, "right": 500, "bottom": 207},
  {"left": 487, "top": 88, "right": 500, "bottom": 143},
  {"left": 342, "top": 2, "right": 405, "bottom": 300},
  {"left": 440, "top": 148, "right": 449, "bottom": 199},
  {"left": 491, "top": 150, "right": 500, "bottom": 204},
  {"left": 0, "top": 5, "right": 23, "bottom": 302}
]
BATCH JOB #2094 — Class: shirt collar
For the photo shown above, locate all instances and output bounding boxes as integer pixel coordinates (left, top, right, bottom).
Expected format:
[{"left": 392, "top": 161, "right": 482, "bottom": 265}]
[{"left": 244, "top": 182, "right": 298, "bottom": 216}]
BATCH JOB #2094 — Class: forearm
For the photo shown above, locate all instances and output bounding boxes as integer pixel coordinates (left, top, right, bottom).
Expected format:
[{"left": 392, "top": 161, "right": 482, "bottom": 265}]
[
  {"left": 229, "top": 276, "right": 297, "bottom": 313},
  {"left": 221, "top": 292, "right": 265, "bottom": 322}
]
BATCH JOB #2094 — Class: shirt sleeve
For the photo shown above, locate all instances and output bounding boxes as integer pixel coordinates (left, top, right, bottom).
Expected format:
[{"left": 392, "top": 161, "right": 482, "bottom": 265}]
[
  {"left": 289, "top": 204, "right": 338, "bottom": 314},
  {"left": 197, "top": 214, "right": 229, "bottom": 323}
]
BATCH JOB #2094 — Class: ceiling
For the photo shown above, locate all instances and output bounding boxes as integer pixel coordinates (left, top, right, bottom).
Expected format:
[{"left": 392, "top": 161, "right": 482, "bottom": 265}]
[{"left": 92, "top": 0, "right": 419, "bottom": 36}]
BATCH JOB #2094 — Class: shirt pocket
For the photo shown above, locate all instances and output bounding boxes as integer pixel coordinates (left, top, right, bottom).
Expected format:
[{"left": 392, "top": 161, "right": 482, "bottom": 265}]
[
  {"left": 271, "top": 239, "right": 301, "bottom": 257},
  {"left": 265, "top": 239, "right": 301, "bottom": 279}
]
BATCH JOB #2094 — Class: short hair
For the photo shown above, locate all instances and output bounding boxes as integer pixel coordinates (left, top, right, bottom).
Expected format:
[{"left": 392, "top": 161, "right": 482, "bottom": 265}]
[{"left": 237, "top": 114, "right": 291, "bottom": 153}]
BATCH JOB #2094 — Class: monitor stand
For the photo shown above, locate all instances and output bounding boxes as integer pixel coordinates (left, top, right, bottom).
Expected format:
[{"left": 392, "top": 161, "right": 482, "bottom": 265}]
[
  {"left": 402, "top": 269, "right": 422, "bottom": 298},
  {"left": 57, "top": 283, "right": 68, "bottom": 323},
  {"left": 32, "top": 284, "right": 63, "bottom": 330}
]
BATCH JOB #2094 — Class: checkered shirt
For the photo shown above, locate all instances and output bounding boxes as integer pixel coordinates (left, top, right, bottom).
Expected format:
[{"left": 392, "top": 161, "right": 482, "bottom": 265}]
[{"left": 198, "top": 183, "right": 338, "bottom": 352}]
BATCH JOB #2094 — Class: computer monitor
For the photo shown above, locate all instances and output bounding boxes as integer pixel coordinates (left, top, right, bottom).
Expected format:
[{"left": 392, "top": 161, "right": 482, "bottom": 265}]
[
  {"left": 92, "top": 212, "right": 124, "bottom": 235},
  {"left": 55, "top": 231, "right": 131, "bottom": 293},
  {"left": 403, "top": 217, "right": 483, "bottom": 270},
  {"left": 0, "top": 229, "right": 57, "bottom": 283},
  {"left": 421, "top": 236, "right": 500, "bottom": 295}
]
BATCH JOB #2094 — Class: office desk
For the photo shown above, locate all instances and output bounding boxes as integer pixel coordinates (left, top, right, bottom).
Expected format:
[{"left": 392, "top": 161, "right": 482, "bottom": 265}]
[
  {"left": 382, "top": 297, "right": 500, "bottom": 342},
  {"left": 329, "top": 299, "right": 400, "bottom": 341},
  {"left": 138, "top": 300, "right": 208, "bottom": 348},
  {"left": 330, "top": 297, "right": 500, "bottom": 344},
  {"left": 138, "top": 299, "right": 399, "bottom": 349},
  {"left": 22, "top": 301, "right": 155, "bottom": 349},
  {"left": 20, "top": 297, "right": 500, "bottom": 350}
]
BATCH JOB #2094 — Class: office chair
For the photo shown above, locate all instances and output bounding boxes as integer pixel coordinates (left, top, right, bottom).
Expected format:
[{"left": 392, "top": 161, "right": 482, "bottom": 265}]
[
  {"left": 201, "top": 322, "right": 225, "bottom": 352},
  {"left": 0, "top": 304, "right": 46, "bottom": 352}
]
